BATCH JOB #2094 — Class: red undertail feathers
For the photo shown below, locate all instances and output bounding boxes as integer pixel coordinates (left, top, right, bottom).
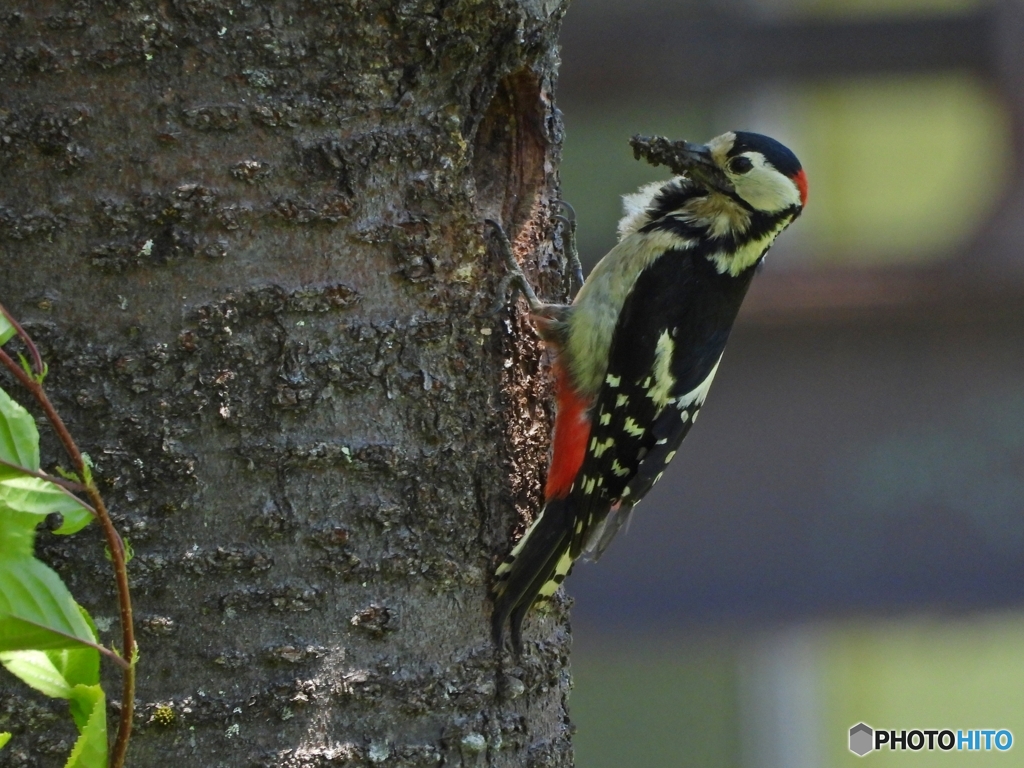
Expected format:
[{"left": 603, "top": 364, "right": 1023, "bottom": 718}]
[{"left": 545, "top": 360, "right": 591, "bottom": 500}]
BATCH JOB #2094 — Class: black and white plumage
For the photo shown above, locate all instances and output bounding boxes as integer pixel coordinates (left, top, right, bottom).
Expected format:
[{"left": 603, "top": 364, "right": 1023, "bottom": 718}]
[{"left": 491, "top": 131, "right": 807, "bottom": 651}]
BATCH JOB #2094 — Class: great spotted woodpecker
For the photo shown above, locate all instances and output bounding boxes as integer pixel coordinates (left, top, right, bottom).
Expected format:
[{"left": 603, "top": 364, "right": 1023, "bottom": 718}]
[{"left": 489, "top": 131, "right": 807, "bottom": 651}]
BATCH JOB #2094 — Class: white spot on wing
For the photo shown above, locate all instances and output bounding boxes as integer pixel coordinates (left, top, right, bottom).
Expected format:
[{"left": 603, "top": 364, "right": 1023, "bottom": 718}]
[
  {"left": 676, "top": 357, "right": 722, "bottom": 410},
  {"left": 567, "top": 226, "right": 696, "bottom": 396},
  {"left": 624, "top": 418, "right": 645, "bottom": 437},
  {"left": 646, "top": 330, "right": 677, "bottom": 409}
]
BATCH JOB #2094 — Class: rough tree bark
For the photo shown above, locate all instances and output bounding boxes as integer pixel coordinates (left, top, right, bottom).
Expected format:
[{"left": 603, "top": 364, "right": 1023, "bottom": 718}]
[{"left": 0, "top": 0, "right": 573, "bottom": 765}]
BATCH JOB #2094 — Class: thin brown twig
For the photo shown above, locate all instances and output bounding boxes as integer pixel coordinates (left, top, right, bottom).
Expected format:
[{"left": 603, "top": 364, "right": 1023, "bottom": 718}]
[
  {"left": 0, "top": 309, "right": 136, "bottom": 768},
  {"left": 0, "top": 304, "right": 44, "bottom": 378},
  {"left": 0, "top": 456, "right": 89, "bottom": 493},
  {"left": 21, "top": 621, "right": 131, "bottom": 671}
]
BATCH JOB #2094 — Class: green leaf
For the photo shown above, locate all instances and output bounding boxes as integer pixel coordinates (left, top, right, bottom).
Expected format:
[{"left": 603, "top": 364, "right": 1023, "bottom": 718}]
[
  {"left": 0, "top": 731, "right": 10, "bottom": 750},
  {"left": 0, "top": 510, "right": 37, "bottom": 558},
  {"left": 0, "top": 476, "right": 93, "bottom": 534},
  {"left": 103, "top": 537, "right": 134, "bottom": 564},
  {"left": 65, "top": 684, "right": 107, "bottom": 768},
  {"left": 0, "top": 640, "right": 100, "bottom": 699},
  {"left": 0, "top": 388, "right": 39, "bottom": 477},
  {"left": 0, "top": 315, "right": 14, "bottom": 346},
  {"left": 55, "top": 466, "right": 82, "bottom": 483},
  {"left": 50, "top": 644, "right": 100, "bottom": 690},
  {"left": 0, "top": 649, "right": 73, "bottom": 698},
  {"left": 73, "top": 605, "right": 101, "bottom": 672},
  {"left": 17, "top": 353, "right": 32, "bottom": 380},
  {"left": 0, "top": 557, "right": 98, "bottom": 651},
  {"left": 52, "top": 502, "right": 94, "bottom": 536},
  {"left": 80, "top": 454, "right": 93, "bottom": 485},
  {"left": 50, "top": 608, "right": 100, "bottom": 688}
]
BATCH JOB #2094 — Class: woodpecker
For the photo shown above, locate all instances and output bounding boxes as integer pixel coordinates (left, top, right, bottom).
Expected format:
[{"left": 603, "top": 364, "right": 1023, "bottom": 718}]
[{"left": 489, "top": 131, "right": 807, "bottom": 651}]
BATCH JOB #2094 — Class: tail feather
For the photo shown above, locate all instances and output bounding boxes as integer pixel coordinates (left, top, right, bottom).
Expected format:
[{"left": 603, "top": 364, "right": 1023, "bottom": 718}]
[
  {"left": 584, "top": 503, "right": 635, "bottom": 561},
  {"left": 492, "top": 497, "right": 575, "bottom": 652}
]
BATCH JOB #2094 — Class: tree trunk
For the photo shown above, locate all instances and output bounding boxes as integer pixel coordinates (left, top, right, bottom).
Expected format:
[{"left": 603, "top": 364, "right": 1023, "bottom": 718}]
[{"left": 0, "top": 0, "right": 572, "bottom": 765}]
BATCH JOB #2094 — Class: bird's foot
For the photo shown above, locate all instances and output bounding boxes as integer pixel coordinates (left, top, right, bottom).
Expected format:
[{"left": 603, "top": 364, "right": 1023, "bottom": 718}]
[
  {"left": 485, "top": 218, "right": 546, "bottom": 316},
  {"left": 552, "top": 201, "right": 584, "bottom": 297}
]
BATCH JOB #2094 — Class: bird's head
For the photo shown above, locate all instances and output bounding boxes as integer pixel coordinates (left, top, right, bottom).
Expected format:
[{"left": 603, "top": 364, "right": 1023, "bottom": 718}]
[
  {"left": 679, "top": 131, "right": 807, "bottom": 214},
  {"left": 617, "top": 131, "right": 807, "bottom": 276}
]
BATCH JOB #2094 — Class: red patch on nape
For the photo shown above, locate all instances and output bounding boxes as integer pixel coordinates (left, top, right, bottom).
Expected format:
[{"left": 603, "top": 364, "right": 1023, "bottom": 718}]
[
  {"left": 792, "top": 168, "right": 808, "bottom": 207},
  {"left": 544, "top": 361, "right": 592, "bottom": 500}
]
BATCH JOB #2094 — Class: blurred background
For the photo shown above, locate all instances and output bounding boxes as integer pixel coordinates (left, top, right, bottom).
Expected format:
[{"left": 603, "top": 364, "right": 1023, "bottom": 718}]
[{"left": 555, "top": 0, "right": 1024, "bottom": 765}]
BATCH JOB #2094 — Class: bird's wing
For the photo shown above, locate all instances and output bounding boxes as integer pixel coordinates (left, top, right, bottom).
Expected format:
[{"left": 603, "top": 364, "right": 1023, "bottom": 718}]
[{"left": 567, "top": 249, "right": 731, "bottom": 560}]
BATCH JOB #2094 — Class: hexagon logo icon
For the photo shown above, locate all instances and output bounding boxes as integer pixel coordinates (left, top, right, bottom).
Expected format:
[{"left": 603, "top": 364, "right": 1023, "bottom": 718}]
[{"left": 849, "top": 723, "right": 874, "bottom": 757}]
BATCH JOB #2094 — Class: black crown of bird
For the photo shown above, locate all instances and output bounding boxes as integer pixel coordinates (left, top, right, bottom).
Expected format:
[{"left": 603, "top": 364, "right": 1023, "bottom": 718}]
[{"left": 487, "top": 131, "right": 807, "bottom": 653}]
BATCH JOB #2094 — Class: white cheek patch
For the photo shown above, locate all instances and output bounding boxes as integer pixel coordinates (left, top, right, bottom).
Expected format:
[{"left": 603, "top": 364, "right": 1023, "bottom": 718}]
[{"left": 733, "top": 155, "right": 802, "bottom": 213}]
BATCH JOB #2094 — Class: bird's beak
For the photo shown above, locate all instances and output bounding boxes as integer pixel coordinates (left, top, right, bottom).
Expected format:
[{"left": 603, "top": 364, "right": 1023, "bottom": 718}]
[{"left": 678, "top": 142, "right": 733, "bottom": 196}]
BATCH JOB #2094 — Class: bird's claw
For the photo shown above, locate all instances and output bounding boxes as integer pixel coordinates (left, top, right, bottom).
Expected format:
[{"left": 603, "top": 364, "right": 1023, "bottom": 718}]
[
  {"left": 485, "top": 219, "right": 544, "bottom": 315},
  {"left": 484, "top": 203, "right": 582, "bottom": 317},
  {"left": 552, "top": 202, "right": 584, "bottom": 296}
]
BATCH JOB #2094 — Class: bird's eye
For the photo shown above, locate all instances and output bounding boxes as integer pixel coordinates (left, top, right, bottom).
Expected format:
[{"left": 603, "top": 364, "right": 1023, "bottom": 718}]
[{"left": 729, "top": 156, "right": 753, "bottom": 174}]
